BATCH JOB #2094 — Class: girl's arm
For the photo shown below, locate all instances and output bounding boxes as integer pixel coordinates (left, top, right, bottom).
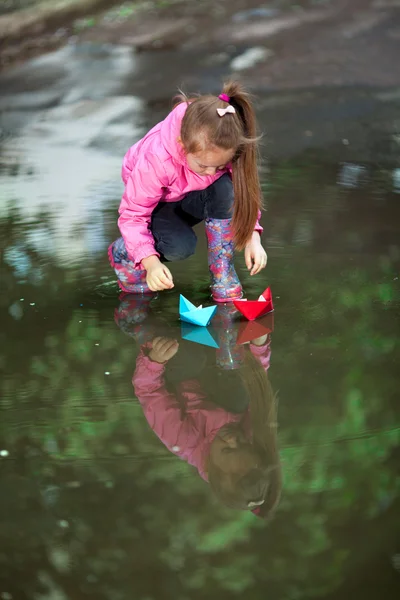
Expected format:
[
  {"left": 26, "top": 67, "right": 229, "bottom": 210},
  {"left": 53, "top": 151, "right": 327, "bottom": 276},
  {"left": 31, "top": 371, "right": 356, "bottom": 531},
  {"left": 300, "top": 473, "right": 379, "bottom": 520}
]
[
  {"left": 132, "top": 349, "right": 200, "bottom": 452},
  {"left": 118, "top": 153, "right": 167, "bottom": 268},
  {"left": 249, "top": 336, "right": 271, "bottom": 372}
]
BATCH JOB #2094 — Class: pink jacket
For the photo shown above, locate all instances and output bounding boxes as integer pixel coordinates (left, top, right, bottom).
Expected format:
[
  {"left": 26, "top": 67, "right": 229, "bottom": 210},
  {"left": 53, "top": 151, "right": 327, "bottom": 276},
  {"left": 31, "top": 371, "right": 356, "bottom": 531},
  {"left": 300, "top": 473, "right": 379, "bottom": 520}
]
[
  {"left": 132, "top": 343, "right": 271, "bottom": 481},
  {"left": 118, "top": 102, "right": 263, "bottom": 267}
]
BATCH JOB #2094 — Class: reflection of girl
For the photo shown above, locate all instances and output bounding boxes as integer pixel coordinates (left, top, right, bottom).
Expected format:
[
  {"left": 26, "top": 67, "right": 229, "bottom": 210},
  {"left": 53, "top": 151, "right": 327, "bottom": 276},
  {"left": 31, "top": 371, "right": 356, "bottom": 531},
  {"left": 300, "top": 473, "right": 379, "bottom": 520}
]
[{"left": 132, "top": 335, "right": 281, "bottom": 518}]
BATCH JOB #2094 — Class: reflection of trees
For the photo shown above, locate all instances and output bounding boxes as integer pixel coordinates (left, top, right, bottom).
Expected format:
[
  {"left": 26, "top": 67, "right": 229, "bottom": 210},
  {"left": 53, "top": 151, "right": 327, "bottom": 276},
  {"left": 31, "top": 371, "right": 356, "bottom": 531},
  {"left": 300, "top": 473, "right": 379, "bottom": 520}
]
[
  {"left": 1, "top": 158, "right": 399, "bottom": 599},
  {"left": 0, "top": 204, "right": 116, "bottom": 305}
]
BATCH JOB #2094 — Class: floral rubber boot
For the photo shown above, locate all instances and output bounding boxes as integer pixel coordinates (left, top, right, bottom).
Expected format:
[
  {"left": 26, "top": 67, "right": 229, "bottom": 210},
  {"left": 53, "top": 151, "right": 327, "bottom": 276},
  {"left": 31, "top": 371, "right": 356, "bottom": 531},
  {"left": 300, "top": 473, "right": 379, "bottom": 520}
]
[
  {"left": 108, "top": 237, "right": 152, "bottom": 294},
  {"left": 205, "top": 218, "right": 243, "bottom": 302},
  {"left": 114, "top": 293, "right": 156, "bottom": 344}
]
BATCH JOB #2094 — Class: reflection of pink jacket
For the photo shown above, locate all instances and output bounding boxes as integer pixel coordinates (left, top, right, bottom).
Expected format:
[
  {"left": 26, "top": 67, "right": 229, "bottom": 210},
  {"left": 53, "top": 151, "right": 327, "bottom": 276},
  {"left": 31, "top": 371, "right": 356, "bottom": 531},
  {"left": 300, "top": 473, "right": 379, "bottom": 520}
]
[
  {"left": 118, "top": 103, "right": 263, "bottom": 267},
  {"left": 132, "top": 344, "right": 270, "bottom": 481}
]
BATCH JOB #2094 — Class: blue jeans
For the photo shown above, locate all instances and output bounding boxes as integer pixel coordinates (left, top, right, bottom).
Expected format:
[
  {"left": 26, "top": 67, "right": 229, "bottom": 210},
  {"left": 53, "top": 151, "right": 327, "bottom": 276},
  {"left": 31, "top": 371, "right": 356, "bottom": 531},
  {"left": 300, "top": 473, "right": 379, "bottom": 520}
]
[{"left": 151, "top": 173, "right": 233, "bottom": 261}]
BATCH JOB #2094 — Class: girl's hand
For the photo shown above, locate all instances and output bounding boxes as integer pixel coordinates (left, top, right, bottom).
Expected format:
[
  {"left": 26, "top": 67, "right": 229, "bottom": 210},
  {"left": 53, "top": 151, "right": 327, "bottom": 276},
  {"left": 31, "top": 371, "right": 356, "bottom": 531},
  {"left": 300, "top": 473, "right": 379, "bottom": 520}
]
[
  {"left": 251, "top": 334, "right": 269, "bottom": 346},
  {"left": 244, "top": 232, "right": 268, "bottom": 276},
  {"left": 149, "top": 337, "right": 179, "bottom": 364},
  {"left": 142, "top": 256, "right": 174, "bottom": 292}
]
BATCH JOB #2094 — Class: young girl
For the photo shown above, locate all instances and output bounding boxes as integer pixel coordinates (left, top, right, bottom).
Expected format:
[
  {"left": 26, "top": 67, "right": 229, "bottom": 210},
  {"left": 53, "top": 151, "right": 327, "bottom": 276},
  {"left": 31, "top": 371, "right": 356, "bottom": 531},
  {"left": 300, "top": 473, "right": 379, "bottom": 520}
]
[
  {"left": 131, "top": 329, "right": 281, "bottom": 517},
  {"left": 108, "top": 81, "right": 267, "bottom": 301}
]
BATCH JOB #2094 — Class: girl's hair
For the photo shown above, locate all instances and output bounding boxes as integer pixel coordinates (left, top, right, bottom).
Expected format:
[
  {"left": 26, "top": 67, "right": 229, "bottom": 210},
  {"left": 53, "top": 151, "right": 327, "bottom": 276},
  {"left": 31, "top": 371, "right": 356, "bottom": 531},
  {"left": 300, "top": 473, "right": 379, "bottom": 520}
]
[
  {"left": 176, "top": 81, "right": 263, "bottom": 250},
  {"left": 208, "top": 347, "right": 282, "bottom": 519}
]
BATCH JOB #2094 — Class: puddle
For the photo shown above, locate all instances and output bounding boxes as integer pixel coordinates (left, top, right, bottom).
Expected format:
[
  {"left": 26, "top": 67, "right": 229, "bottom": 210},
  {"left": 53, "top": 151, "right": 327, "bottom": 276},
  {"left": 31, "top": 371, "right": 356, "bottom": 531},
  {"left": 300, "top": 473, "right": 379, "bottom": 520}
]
[{"left": 1, "top": 38, "right": 400, "bottom": 600}]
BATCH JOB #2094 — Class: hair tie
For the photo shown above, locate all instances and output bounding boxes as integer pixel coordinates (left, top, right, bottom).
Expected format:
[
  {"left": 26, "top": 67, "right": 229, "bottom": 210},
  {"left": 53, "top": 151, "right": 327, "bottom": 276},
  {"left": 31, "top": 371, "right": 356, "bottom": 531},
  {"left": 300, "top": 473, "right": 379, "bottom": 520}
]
[{"left": 218, "top": 93, "right": 230, "bottom": 103}]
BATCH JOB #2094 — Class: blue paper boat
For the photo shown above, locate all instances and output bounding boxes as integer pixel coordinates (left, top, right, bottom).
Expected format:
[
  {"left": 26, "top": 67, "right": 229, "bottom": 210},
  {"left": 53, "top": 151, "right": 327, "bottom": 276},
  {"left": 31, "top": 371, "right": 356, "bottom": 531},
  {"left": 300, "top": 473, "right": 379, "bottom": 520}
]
[
  {"left": 179, "top": 295, "right": 217, "bottom": 327},
  {"left": 181, "top": 323, "right": 219, "bottom": 348}
]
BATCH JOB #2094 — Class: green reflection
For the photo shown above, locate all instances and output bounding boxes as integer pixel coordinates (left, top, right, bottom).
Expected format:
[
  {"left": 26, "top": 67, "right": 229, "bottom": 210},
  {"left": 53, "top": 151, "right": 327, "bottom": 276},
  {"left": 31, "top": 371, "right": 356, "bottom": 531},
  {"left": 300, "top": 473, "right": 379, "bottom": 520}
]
[{"left": 1, "top": 156, "right": 399, "bottom": 599}]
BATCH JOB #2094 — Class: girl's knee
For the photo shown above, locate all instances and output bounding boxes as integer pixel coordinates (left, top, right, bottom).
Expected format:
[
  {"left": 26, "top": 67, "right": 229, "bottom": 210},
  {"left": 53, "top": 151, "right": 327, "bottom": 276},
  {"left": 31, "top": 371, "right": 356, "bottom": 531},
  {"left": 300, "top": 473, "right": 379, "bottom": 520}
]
[{"left": 206, "top": 174, "right": 234, "bottom": 219}]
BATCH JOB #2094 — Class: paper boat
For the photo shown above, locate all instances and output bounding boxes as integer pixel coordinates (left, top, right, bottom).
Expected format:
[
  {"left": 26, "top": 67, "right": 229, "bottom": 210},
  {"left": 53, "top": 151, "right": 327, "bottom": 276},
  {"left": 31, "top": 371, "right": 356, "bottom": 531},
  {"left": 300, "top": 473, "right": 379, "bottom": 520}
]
[
  {"left": 179, "top": 295, "right": 217, "bottom": 327},
  {"left": 236, "top": 313, "right": 274, "bottom": 345},
  {"left": 181, "top": 323, "right": 219, "bottom": 348},
  {"left": 233, "top": 287, "right": 274, "bottom": 321}
]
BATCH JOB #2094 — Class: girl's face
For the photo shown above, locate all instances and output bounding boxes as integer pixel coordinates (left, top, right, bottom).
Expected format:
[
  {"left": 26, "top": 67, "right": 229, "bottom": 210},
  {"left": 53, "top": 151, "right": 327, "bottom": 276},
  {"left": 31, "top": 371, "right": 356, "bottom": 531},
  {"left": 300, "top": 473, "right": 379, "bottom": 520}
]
[
  {"left": 209, "top": 425, "right": 260, "bottom": 476},
  {"left": 185, "top": 146, "right": 235, "bottom": 176}
]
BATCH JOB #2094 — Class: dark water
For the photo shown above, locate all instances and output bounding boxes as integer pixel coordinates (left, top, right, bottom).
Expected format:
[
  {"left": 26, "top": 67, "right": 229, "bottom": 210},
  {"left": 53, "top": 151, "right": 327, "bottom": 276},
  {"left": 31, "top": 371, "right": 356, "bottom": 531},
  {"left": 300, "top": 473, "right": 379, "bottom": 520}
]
[
  {"left": 0, "top": 0, "right": 38, "bottom": 16},
  {"left": 1, "top": 44, "right": 400, "bottom": 600}
]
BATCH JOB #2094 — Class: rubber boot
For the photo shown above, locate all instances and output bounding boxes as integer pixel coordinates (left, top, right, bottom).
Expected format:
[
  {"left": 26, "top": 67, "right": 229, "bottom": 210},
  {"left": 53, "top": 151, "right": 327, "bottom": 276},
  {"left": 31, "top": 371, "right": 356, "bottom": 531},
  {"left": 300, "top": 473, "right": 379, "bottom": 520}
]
[
  {"left": 114, "top": 293, "right": 156, "bottom": 344},
  {"left": 108, "top": 237, "right": 152, "bottom": 294},
  {"left": 205, "top": 218, "right": 243, "bottom": 302},
  {"left": 214, "top": 304, "right": 244, "bottom": 370}
]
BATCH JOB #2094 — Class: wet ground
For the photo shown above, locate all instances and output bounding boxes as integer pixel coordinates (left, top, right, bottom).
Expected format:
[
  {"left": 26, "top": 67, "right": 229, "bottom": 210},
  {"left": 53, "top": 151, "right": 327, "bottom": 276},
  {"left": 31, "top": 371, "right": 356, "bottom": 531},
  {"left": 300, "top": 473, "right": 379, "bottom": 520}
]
[{"left": 1, "top": 1, "right": 400, "bottom": 599}]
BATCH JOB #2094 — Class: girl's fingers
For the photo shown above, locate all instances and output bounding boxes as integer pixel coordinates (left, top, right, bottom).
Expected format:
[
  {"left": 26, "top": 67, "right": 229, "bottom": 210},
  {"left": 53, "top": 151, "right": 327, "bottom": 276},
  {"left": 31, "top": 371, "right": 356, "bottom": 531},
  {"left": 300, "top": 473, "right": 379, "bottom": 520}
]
[
  {"left": 165, "top": 342, "right": 179, "bottom": 360},
  {"left": 251, "top": 261, "right": 260, "bottom": 275},
  {"left": 152, "top": 275, "right": 168, "bottom": 290},
  {"left": 148, "top": 280, "right": 158, "bottom": 291},
  {"left": 244, "top": 248, "right": 253, "bottom": 271},
  {"left": 160, "top": 343, "right": 179, "bottom": 361},
  {"left": 147, "top": 274, "right": 164, "bottom": 291},
  {"left": 251, "top": 254, "right": 267, "bottom": 275},
  {"left": 165, "top": 340, "right": 179, "bottom": 355},
  {"left": 158, "top": 338, "right": 178, "bottom": 355},
  {"left": 158, "top": 275, "right": 170, "bottom": 288},
  {"left": 162, "top": 266, "right": 174, "bottom": 283},
  {"left": 158, "top": 338, "right": 174, "bottom": 354},
  {"left": 251, "top": 334, "right": 269, "bottom": 346},
  {"left": 252, "top": 262, "right": 262, "bottom": 276},
  {"left": 148, "top": 269, "right": 173, "bottom": 290},
  {"left": 156, "top": 273, "right": 173, "bottom": 289},
  {"left": 148, "top": 275, "right": 163, "bottom": 291},
  {"left": 151, "top": 337, "right": 163, "bottom": 351}
]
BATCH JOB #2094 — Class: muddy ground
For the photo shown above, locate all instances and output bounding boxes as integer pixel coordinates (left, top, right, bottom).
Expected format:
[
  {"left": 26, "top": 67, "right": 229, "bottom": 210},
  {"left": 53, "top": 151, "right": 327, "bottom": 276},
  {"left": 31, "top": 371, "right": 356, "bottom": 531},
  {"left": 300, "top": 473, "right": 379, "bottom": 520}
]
[{"left": 0, "top": 0, "right": 399, "bottom": 91}]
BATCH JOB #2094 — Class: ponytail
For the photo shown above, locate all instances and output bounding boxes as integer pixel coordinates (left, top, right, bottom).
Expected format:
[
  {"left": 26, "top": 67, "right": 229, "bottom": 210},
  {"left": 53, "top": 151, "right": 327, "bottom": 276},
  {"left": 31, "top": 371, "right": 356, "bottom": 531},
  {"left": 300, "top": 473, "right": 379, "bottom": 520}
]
[
  {"left": 208, "top": 346, "right": 282, "bottom": 518},
  {"left": 222, "top": 81, "right": 263, "bottom": 249},
  {"left": 241, "top": 347, "right": 281, "bottom": 518}
]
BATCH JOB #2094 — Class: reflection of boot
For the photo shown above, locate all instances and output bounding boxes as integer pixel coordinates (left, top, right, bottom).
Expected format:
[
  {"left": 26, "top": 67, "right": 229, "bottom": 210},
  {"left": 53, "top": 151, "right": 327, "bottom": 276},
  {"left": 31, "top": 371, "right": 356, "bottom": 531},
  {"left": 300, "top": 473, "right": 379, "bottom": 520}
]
[
  {"left": 205, "top": 218, "right": 243, "bottom": 302},
  {"left": 108, "top": 237, "right": 152, "bottom": 294},
  {"left": 214, "top": 304, "right": 244, "bottom": 370},
  {"left": 114, "top": 293, "right": 156, "bottom": 344}
]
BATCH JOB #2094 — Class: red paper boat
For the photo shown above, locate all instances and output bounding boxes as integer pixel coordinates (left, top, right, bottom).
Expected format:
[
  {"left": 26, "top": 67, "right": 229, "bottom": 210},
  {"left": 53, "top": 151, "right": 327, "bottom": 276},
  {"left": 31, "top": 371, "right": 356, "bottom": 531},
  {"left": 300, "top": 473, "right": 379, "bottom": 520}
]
[
  {"left": 236, "top": 313, "right": 274, "bottom": 345},
  {"left": 233, "top": 287, "right": 274, "bottom": 321}
]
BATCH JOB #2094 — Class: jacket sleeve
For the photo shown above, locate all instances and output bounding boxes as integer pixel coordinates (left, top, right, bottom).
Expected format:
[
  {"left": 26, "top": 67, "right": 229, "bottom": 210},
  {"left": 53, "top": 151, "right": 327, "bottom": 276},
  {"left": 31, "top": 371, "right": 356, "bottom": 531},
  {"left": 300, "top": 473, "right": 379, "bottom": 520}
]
[
  {"left": 118, "top": 153, "right": 168, "bottom": 268},
  {"left": 132, "top": 352, "right": 199, "bottom": 451},
  {"left": 249, "top": 338, "right": 271, "bottom": 372},
  {"left": 254, "top": 209, "right": 263, "bottom": 235}
]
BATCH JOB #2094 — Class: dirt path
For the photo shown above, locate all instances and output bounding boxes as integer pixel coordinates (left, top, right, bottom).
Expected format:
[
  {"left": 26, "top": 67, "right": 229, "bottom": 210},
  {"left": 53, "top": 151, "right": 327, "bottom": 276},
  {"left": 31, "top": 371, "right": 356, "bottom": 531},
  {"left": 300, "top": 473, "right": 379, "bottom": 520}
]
[
  {"left": 1, "top": 0, "right": 400, "bottom": 90},
  {"left": 239, "top": 0, "right": 400, "bottom": 89},
  {"left": 0, "top": 0, "right": 122, "bottom": 69}
]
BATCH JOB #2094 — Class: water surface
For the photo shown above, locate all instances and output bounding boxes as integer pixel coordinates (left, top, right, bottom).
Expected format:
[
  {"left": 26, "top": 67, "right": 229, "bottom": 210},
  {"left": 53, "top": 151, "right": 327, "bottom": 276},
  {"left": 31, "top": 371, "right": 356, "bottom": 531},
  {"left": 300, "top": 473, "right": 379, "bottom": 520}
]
[{"left": 1, "top": 41, "right": 400, "bottom": 600}]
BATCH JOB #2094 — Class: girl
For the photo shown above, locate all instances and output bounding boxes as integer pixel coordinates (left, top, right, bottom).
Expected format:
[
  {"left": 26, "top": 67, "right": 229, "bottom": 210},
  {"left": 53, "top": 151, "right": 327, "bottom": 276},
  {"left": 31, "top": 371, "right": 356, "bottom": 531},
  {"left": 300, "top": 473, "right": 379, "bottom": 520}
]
[
  {"left": 131, "top": 326, "right": 281, "bottom": 517},
  {"left": 108, "top": 81, "right": 267, "bottom": 301}
]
